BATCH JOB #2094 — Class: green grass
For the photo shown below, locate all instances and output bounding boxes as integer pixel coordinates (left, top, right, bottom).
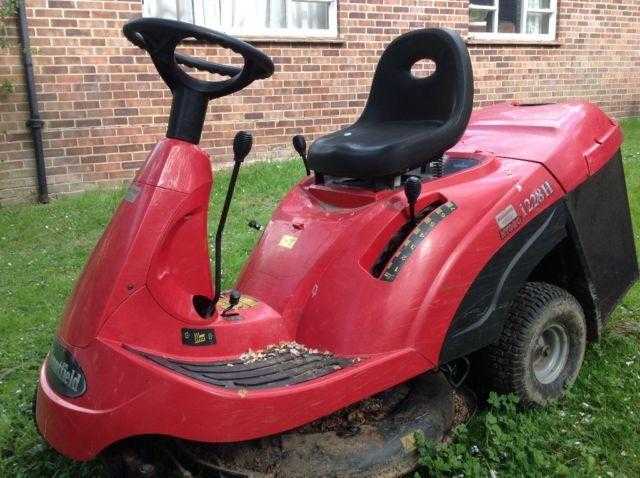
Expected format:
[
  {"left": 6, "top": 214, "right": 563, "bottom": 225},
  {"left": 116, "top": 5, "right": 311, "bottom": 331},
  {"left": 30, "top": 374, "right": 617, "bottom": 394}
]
[
  {"left": 0, "top": 159, "right": 304, "bottom": 477},
  {"left": 0, "top": 121, "right": 639, "bottom": 477}
]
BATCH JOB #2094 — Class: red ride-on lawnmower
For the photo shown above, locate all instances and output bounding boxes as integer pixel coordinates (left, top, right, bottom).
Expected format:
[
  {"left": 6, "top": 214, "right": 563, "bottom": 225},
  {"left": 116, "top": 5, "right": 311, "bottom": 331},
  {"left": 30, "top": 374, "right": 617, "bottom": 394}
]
[{"left": 35, "top": 18, "right": 637, "bottom": 477}]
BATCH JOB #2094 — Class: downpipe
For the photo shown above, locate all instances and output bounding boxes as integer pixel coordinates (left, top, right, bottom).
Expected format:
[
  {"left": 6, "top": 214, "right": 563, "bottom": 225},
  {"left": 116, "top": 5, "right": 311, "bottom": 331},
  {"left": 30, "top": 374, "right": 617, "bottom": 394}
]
[{"left": 16, "top": 1, "right": 48, "bottom": 203}]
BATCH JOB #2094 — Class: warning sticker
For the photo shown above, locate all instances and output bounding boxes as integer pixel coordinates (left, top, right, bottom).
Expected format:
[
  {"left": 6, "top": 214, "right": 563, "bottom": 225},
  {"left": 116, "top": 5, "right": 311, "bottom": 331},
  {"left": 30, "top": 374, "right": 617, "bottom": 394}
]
[
  {"left": 278, "top": 234, "right": 298, "bottom": 249},
  {"left": 496, "top": 204, "right": 522, "bottom": 239}
]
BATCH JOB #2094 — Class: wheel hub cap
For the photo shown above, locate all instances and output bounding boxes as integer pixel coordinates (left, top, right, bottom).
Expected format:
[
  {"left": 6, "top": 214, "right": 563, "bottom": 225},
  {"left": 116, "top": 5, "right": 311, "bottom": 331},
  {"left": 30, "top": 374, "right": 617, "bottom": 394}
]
[{"left": 533, "top": 323, "right": 569, "bottom": 384}]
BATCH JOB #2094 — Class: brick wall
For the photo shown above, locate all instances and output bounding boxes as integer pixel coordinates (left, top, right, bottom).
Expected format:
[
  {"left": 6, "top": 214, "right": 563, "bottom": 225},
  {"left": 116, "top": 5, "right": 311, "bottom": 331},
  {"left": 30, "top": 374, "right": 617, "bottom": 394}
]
[{"left": 1, "top": 0, "right": 639, "bottom": 204}]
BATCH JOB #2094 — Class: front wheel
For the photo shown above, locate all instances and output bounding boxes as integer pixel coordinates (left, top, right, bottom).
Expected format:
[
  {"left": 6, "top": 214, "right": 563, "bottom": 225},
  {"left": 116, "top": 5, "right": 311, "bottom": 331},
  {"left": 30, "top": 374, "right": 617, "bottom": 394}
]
[{"left": 480, "top": 282, "right": 587, "bottom": 406}]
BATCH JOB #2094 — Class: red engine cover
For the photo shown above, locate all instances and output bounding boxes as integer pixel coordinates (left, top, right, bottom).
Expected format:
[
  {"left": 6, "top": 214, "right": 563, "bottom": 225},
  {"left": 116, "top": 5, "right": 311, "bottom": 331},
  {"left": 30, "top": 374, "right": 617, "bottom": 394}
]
[{"left": 456, "top": 101, "right": 622, "bottom": 191}]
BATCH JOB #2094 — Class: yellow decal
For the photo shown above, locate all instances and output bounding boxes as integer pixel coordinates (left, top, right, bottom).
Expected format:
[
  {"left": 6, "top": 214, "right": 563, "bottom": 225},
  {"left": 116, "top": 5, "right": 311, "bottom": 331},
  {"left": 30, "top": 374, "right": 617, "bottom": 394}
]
[
  {"left": 217, "top": 294, "right": 258, "bottom": 310},
  {"left": 278, "top": 234, "right": 298, "bottom": 249},
  {"left": 193, "top": 332, "right": 207, "bottom": 344},
  {"left": 400, "top": 432, "right": 417, "bottom": 453}
]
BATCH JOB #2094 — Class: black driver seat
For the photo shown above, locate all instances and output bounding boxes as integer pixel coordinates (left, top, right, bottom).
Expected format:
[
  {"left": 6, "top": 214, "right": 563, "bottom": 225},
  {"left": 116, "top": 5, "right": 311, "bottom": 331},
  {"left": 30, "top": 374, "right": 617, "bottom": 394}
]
[{"left": 307, "top": 28, "right": 474, "bottom": 179}]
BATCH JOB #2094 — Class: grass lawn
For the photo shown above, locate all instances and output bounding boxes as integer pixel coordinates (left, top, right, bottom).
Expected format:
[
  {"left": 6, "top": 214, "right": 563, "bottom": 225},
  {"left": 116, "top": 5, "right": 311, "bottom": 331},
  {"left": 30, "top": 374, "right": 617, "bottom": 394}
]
[{"left": 0, "top": 119, "right": 638, "bottom": 477}]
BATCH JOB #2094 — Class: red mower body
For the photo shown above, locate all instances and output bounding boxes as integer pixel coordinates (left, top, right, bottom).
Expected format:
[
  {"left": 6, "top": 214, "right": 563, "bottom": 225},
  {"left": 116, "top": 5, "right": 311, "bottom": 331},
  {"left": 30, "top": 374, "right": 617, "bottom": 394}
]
[{"left": 36, "top": 102, "right": 636, "bottom": 461}]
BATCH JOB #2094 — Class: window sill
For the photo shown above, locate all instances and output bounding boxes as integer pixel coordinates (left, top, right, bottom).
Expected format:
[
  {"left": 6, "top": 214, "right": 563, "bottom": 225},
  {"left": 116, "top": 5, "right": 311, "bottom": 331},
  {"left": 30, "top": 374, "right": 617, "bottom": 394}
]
[
  {"left": 465, "top": 37, "right": 561, "bottom": 47},
  {"left": 241, "top": 36, "right": 344, "bottom": 45},
  {"left": 183, "top": 36, "right": 344, "bottom": 46}
]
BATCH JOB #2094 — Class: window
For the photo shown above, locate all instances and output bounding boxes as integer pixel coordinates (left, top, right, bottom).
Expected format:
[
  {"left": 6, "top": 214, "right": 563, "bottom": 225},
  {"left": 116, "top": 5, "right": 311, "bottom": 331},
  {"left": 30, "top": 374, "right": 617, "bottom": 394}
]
[
  {"left": 468, "top": 0, "right": 557, "bottom": 41},
  {"left": 143, "top": 0, "right": 338, "bottom": 39}
]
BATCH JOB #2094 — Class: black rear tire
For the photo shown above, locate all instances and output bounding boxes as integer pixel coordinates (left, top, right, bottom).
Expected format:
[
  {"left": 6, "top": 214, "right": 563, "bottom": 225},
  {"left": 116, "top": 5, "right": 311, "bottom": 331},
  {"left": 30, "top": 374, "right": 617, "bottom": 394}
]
[{"left": 480, "top": 282, "right": 587, "bottom": 406}]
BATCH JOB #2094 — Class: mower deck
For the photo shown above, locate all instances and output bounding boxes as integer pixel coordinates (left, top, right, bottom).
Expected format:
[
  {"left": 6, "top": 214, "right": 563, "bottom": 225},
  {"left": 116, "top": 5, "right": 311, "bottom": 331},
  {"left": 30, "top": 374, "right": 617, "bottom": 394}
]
[{"left": 154, "top": 372, "right": 455, "bottom": 478}]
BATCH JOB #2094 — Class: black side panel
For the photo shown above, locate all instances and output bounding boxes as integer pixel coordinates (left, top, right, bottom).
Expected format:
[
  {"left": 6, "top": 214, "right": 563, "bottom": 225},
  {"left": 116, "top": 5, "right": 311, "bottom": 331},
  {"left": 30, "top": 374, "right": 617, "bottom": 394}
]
[
  {"left": 565, "top": 150, "right": 639, "bottom": 325},
  {"left": 439, "top": 204, "right": 568, "bottom": 364}
]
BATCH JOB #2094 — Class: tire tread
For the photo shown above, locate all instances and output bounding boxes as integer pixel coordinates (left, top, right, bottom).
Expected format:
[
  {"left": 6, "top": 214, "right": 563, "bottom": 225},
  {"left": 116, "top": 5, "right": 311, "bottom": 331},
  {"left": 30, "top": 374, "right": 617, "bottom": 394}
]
[{"left": 481, "top": 282, "right": 583, "bottom": 405}]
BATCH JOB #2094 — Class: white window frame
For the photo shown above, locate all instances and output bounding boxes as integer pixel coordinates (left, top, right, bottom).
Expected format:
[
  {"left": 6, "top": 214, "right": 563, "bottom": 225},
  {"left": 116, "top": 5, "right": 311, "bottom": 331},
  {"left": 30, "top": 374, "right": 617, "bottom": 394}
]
[
  {"left": 468, "top": 0, "right": 557, "bottom": 42},
  {"left": 143, "top": 0, "right": 339, "bottom": 40}
]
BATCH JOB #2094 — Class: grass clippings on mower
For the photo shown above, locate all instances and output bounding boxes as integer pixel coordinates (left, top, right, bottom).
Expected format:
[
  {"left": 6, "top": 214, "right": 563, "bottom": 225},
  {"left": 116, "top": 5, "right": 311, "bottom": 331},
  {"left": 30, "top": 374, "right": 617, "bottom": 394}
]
[{"left": 239, "top": 341, "right": 333, "bottom": 364}]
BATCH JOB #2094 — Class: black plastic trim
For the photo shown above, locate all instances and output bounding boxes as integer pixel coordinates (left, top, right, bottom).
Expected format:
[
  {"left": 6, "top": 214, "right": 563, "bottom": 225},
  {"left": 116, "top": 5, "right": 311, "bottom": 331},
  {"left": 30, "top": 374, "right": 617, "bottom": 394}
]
[
  {"left": 564, "top": 150, "right": 639, "bottom": 326},
  {"left": 439, "top": 203, "right": 568, "bottom": 364},
  {"left": 439, "top": 149, "right": 639, "bottom": 364}
]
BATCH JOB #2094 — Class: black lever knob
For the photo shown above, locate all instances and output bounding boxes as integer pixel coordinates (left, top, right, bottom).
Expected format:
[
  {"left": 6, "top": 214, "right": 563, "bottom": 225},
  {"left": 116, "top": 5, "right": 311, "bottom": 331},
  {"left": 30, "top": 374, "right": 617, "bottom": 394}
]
[
  {"left": 292, "top": 134, "right": 307, "bottom": 158},
  {"left": 221, "top": 289, "right": 242, "bottom": 318},
  {"left": 404, "top": 176, "right": 422, "bottom": 223},
  {"left": 233, "top": 131, "right": 253, "bottom": 163},
  {"left": 248, "top": 220, "right": 263, "bottom": 231},
  {"left": 229, "top": 289, "right": 241, "bottom": 306},
  {"left": 292, "top": 134, "right": 310, "bottom": 175}
]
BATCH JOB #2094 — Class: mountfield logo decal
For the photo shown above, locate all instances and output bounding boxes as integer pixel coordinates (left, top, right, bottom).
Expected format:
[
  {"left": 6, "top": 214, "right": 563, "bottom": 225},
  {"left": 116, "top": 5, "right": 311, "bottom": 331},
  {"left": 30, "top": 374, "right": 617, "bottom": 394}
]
[{"left": 45, "top": 340, "right": 87, "bottom": 398}]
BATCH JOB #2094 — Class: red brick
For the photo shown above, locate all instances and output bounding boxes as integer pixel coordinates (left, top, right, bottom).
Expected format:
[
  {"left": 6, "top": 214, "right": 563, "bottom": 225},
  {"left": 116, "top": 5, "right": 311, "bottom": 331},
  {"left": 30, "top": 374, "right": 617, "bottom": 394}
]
[{"left": 1, "top": 0, "right": 638, "bottom": 203}]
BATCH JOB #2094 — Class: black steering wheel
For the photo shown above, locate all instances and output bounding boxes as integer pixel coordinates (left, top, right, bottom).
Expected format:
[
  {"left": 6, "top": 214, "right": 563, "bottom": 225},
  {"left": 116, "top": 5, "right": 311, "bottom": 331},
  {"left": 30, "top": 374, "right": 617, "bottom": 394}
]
[{"left": 123, "top": 17, "right": 274, "bottom": 100}]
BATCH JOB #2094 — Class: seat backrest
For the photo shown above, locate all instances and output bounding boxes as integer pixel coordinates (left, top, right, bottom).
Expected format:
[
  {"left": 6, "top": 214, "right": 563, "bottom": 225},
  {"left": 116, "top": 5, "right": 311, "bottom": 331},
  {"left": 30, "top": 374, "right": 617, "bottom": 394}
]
[{"left": 359, "top": 28, "right": 473, "bottom": 131}]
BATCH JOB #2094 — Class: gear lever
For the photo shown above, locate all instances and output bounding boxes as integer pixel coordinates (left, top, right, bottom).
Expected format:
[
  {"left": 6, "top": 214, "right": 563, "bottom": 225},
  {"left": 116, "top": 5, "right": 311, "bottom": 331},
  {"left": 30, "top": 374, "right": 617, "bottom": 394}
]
[
  {"left": 404, "top": 176, "right": 422, "bottom": 224},
  {"left": 207, "top": 131, "right": 252, "bottom": 316},
  {"left": 292, "top": 135, "right": 310, "bottom": 175}
]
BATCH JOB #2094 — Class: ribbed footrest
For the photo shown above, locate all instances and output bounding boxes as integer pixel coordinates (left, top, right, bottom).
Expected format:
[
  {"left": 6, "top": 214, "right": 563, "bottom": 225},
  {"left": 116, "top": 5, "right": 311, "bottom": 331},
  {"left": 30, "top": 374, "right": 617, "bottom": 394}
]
[{"left": 135, "top": 344, "right": 355, "bottom": 390}]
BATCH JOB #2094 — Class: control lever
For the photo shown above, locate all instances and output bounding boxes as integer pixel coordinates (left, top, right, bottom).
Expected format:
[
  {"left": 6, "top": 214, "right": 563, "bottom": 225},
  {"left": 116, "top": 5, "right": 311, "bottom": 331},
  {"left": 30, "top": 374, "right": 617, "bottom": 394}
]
[
  {"left": 248, "top": 220, "right": 263, "bottom": 231},
  {"left": 221, "top": 289, "right": 241, "bottom": 318},
  {"left": 207, "top": 131, "right": 252, "bottom": 316},
  {"left": 292, "top": 135, "right": 311, "bottom": 175},
  {"left": 404, "top": 176, "right": 422, "bottom": 224}
]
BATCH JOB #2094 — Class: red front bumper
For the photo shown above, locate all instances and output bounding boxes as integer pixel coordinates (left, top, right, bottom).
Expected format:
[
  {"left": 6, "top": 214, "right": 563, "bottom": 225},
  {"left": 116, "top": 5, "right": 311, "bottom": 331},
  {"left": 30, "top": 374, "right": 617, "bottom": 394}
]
[{"left": 36, "top": 338, "right": 431, "bottom": 461}]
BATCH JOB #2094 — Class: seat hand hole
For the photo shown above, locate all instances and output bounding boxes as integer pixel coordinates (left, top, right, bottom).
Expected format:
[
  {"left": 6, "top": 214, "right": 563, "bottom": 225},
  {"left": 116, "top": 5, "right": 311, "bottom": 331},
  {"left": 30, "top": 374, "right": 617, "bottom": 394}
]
[{"left": 411, "top": 58, "right": 436, "bottom": 79}]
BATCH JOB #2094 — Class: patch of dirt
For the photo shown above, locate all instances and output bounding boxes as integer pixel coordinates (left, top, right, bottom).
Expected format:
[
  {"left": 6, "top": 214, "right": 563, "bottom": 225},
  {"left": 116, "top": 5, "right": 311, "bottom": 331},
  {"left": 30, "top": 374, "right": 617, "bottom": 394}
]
[
  {"left": 442, "top": 388, "right": 476, "bottom": 445},
  {"left": 176, "top": 382, "right": 414, "bottom": 476},
  {"left": 296, "top": 383, "right": 411, "bottom": 436},
  {"left": 452, "top": 389, "right": 473, "bottom": 426},
  {"left": 183, "top": 439, "right": 281, "bottom": 477}
]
